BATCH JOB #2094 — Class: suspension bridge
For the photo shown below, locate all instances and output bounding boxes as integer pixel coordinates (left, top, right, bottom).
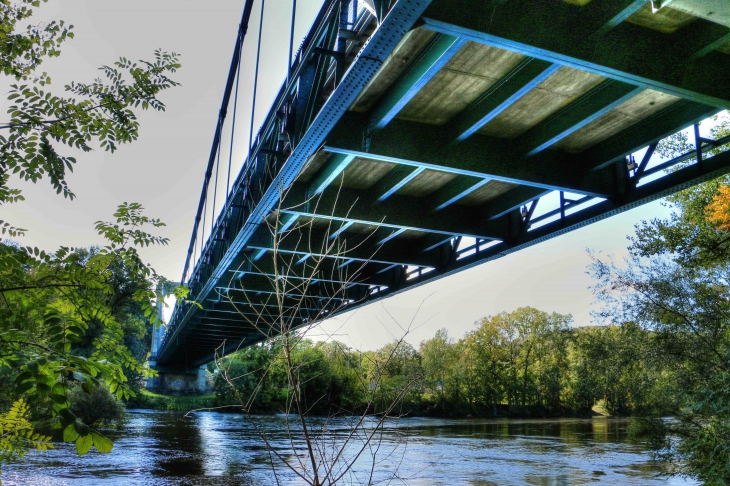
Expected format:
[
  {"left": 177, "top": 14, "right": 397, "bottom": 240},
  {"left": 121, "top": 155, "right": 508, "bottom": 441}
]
[{"left": 147, "top": 0, "right": 730, "bottom": 391}]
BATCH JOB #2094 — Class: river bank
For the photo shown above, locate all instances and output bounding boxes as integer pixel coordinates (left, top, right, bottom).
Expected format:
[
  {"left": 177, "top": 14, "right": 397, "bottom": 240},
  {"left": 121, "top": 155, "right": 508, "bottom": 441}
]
[
  {"left": 126, "top": 390, "right": 218, "bottom": 412},
  {"left": 128, "top": 390, "right": 616, "bottom": 420}
]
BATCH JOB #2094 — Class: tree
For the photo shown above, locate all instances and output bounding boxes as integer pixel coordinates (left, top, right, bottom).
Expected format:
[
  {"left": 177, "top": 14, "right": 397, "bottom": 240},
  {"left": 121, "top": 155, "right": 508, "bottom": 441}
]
[
  {"left": 1, "top": 203, "right": 188, "bottom": 461},
  {"left": 591, "top": 253, "right": 730, "bottom": 482},
  {"left": 460, "top": 315, "right": 511, "bottom": 412},
  {"left": 629, "top": 113, "right": 730, "bottom": 269},
  {"left": 0, "top": 399, "right": 51, "bottom": 471},
  {"left": 568, "top": 324, "right": 666, "bottom": 416},
  {"left": 591, "top": 110, "right": 730, "bottom": 483},
  {"left": 420, "top": 328, "right": 457, "bottom": 413},
  {"left": 213, "top": 180, "right": 426, "bottom": 485},
  {"left": 461, "top": 308, "right": 572, "bottom": 412},
  {"left": 0, "top": 0, "right": 182, "bottom": 471}
]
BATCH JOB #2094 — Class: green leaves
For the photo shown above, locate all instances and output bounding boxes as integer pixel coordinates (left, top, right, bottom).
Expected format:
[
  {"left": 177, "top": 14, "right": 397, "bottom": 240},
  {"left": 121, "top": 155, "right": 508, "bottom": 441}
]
[
  {"left": 590, "top": 113, "right": 730, "bottom": 484},
  {"left": 73, "top": 420, "right": 89, "bottom": 437},
  {"left": 0, "top": 1, "right": 73, "bottom": 80},
  {"left": 0, "top": 31, "right": 180, "bottom": 232},
  {"left": 63, "top": 424, "right": 112, "bottom": 455},
  {"left": 62, "top": 424, "right": 78, "bottom": 442},
  {"left": 59, "top": 408, "right": 117, "bottom": 458},
  {"left": 1, "top": 203, "right": 183, "bottom": 464},
  {"left": 0, "top": 399, "right": 53, "bottom": 475},
  {"left": 0, "top": 1, "right": 182, "bottom": 471},
  {"left": 90, "top": 432, "right": 113, "bottom": 453},
  {"left": 75, "top": 433, "right": 92, "bottom": 455}
]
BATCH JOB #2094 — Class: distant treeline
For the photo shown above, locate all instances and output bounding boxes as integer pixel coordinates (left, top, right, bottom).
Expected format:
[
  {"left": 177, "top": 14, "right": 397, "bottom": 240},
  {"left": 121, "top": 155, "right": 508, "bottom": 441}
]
[{"left": 211, "top": 307, "right": 674, "bottom": 418}]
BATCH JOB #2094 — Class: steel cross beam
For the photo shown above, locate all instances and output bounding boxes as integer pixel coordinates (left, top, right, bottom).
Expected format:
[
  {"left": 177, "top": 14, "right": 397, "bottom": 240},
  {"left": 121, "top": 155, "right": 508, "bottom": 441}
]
[
  {"left": 211, "top": 288, "right": 344, "bottom": 309},
  {"left": 161, "top": 0, "right": 730, "bottom": 369},
  {"left": 473, "top": 100, "right": 719, "bottom": 221},
  {"left": 520, "top": 81, "right": 643, "bottom": 157},
  {"left": 447, "top": 58, "right": 561, "bottom": 143},
  {"left": 368, "top": 33, "right": 467, "bottom": 131},
  {"left": 215, "top": 285, "right": 350, "bottom": 301},
  {"left": 324, "top": 113, "right": 611, "bottom": 196},
  {"left": 243, "top": 225, "right": 442, "bottom": 267},
  {"left": 375, "top": 166, "right": 425, "bottom": 201},
  {"left": 595, "top": 0, "right": 649, "bottom": 36},
  {"left": 282, "top": 182, "right": 505, "bottom": 240},
  {"left": 431, "top": 176, "right": 492, "bottom": 211},
  {"left": 310, "top": 153, "right": 357, "bottom": 195},
  {"left": 157, "top": 0, "right": 436, "bottom": 365}
]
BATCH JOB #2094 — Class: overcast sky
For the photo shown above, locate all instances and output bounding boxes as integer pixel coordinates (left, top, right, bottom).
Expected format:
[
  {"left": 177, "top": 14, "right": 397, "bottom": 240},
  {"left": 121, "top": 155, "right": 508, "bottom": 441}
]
[{"left": 1, "top": 0, "right": 683, "bottom": 351}]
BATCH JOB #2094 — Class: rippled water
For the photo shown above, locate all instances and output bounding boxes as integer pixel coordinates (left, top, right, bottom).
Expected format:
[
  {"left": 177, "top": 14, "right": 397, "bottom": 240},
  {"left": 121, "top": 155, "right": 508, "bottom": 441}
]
[{"left": 3, "top": 410, "right": 695, "bottom": 485}]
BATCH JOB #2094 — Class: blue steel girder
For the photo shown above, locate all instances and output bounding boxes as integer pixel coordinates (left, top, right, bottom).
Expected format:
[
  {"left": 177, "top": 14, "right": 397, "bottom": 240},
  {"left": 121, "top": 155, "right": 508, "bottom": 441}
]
[
  {"left": 483, "top": 186, "right": 552, "bottom": 221},
  {"left": 421, "top": 0, "right": 730, "bottom": 109},
  {"left": 183, "top": 0, "right": 375, "bottom": 290},
  {"left": 447, "top": 58, "right": 561, "bottom": 143},
  {"left": 432, "top": 176, "right": 491, "bottom": 211},
  {"left": 215, "top": 286, "right": 350, "bottom": 301},
  {"left": 693, "top": 32, "right": 730, "bottom": 60},
  {"left": 215, "top": 275, "right": 355, "bottom": 299},
  {"left": 309, "top": 153, "right": 357, "bottom": 194},
  {"left": 227, "top": 252, "right": 377, "bottom": 283},
  {"left": 368, "top": 33, "right": 467, "bottom": 131},
  {"left": 209, "top": 300, "right": 324, "bottom": 312},
  {"left": 595, "top": 0, "right": 648, "bottom": 36},
  {"left": 282, "top": 182, "right": 505, "bottom": 240},
  {"left": 521, "top": 81, "right": 644, "bottom": 157},
  {"left": 376, "top": 166, "right": 425, "bottom": 201},
  {"left": 205, "top": 286, "right": 360, "bottom": 312},
  {"left": 156, "top": 0, "right": 421, "bottom": 360},
  {"left": 582, "top": 100, "right": 719, "bottom": 172},
  {"left": 242, "top": 224, "right": 448, "bottom": 268},
  {"left": 161, "top": 0, "right": 730, "bottom": 369},
  {"left": 470, "top": 100, "right": 712, "bottom": 230}
]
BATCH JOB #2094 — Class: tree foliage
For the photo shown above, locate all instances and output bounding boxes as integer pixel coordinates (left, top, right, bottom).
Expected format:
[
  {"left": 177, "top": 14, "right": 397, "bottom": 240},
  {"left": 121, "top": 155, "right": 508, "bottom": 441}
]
[
  {"left": 630, "top": 113, "right": 730, "bottom": 268},
  {"left": 0, "top": 203, "right": 187, "bottom": 461},
  {"left": 0, "top": 0, "right": 72, "bottom": 80},
  {"left": 213, "top": 307, "right": 671, "bottom": 419},
  {"left": 0, "top": 398, "right": 51, "bottom": 480},
  {"left": 592, "top": 112, "right": 730, "bottom": 483}
]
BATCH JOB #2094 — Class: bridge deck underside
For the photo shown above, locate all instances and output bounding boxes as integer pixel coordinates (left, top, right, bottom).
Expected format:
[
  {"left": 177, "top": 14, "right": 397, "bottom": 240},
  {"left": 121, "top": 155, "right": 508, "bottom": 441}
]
[{"left": 159, "top": 0, "right": 730, "bottom": 368}]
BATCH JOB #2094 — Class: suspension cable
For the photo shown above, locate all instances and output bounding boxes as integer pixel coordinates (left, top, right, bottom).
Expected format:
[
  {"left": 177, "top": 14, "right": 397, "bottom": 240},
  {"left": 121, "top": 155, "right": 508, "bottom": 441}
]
[
  {"left": 180, "top": 0, "right": 257, "bottom": 284},
  {"left": 249, "top": 0, "right": 266, "bottom": 156}
]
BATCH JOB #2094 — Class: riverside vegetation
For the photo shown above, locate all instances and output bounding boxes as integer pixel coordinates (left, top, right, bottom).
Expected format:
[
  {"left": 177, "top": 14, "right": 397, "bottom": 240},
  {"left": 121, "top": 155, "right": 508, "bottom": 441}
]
[{"left": 206, "top": 311, "right": 669, "bottom": 419}]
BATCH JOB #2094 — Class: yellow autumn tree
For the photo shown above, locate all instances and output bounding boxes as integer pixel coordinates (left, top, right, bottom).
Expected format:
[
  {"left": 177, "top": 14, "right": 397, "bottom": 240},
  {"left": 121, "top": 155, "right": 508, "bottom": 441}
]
[{"left": 705, "top": 185, "right": 730, "bottom": 230}]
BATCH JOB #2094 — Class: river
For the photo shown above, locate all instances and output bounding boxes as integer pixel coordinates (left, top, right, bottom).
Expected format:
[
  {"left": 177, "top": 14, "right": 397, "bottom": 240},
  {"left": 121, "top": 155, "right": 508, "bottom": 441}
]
[{"left": 2, "top": 410, "right": 695, "bottom": 485}]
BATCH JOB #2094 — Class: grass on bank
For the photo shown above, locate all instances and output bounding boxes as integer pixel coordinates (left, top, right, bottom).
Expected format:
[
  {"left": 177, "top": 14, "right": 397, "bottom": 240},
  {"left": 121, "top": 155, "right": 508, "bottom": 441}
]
[{"left": 127, "top": 390, "right": 219, "bottom": 412}]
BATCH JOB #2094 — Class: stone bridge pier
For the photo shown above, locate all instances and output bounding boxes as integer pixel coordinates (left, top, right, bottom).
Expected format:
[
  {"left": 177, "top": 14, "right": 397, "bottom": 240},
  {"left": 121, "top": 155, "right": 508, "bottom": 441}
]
[
  {"left": 146, "top": 361, "right": 209, "bottom": 395},
  {"left": 145, "top": 288, "right": 210, "bottom": 394}
]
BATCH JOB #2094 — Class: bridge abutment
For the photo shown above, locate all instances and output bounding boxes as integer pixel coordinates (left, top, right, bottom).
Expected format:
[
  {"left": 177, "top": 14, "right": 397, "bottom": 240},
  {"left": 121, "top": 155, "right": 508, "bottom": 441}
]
[
  {"left": 146, "top": 362, "right": 209, "bottom": 395},
  {"left": 145, "top": 288, "right": 211, "bottom": 395}
]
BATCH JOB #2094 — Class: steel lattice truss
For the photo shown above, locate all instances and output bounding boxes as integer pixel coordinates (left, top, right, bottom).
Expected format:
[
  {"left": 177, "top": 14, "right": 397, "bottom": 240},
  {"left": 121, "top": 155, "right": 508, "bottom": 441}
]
[{"left": 156, "top": 0, "right": 730, "bottom": 369}]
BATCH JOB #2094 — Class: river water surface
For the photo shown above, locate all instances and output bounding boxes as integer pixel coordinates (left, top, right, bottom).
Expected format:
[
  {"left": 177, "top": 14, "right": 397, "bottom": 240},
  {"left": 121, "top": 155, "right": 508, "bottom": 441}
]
[{"left": 3, "top": 410, "right": 695, "bottom": 485}]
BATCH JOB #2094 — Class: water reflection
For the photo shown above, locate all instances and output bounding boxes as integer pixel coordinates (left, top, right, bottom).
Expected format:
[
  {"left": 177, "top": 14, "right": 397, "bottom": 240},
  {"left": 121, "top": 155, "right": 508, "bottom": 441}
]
[{"left": 2, "top": 412, "right": 696, "bottom": 485}]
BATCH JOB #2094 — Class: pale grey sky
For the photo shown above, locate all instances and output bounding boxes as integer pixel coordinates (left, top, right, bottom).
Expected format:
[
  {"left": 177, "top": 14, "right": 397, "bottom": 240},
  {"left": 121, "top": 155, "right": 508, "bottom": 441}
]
[{"left": 1, "top": 1, "right": 683, "bottom": 350}]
